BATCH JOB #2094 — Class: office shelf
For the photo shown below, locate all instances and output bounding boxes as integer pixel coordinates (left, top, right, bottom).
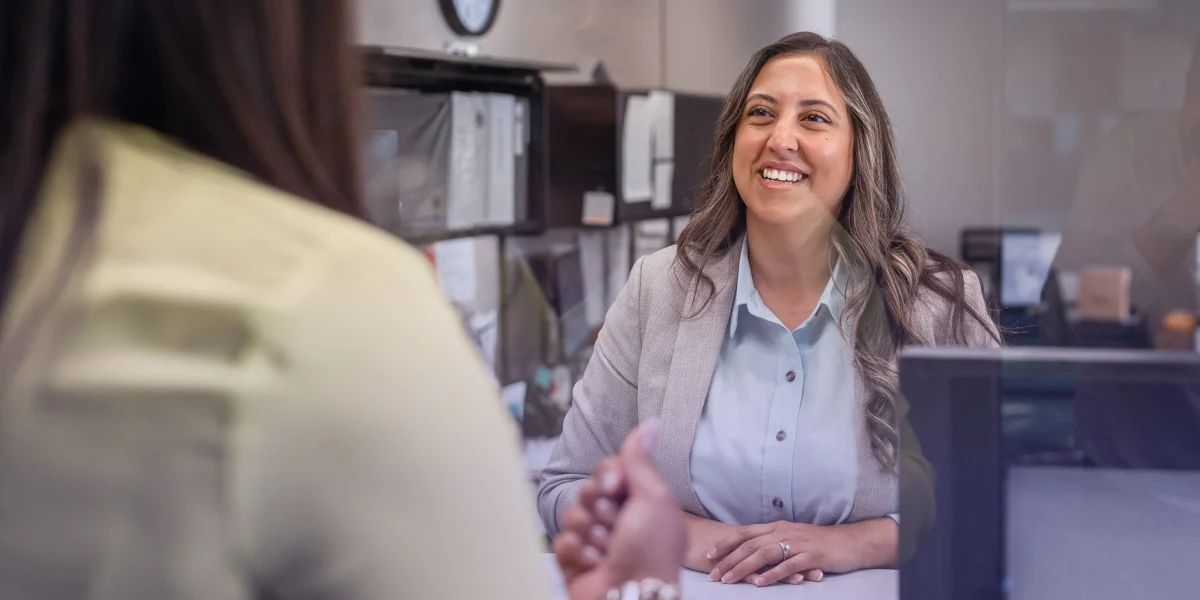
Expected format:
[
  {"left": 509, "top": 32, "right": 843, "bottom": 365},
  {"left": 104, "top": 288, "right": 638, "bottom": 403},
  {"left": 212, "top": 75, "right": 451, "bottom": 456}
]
[
  {"left": 361, "top": 46, "right": 576, "bottom": 243},
  {"left": 542, "top": 84, "right": 722, "bottom": 229}
]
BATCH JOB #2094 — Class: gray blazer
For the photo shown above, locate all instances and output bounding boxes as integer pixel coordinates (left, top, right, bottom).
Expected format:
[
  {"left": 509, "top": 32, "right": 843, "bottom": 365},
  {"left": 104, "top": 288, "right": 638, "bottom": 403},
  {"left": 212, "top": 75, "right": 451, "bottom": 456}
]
[{"left": 537, "top": 239, "right": 999, "bottom": 548}]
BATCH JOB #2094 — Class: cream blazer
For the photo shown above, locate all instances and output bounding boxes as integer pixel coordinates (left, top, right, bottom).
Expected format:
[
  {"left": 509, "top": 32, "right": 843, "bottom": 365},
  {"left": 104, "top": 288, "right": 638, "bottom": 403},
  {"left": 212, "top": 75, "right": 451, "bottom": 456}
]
[{"left": 0, "top": 122, "right": 547, "bottom": 599}]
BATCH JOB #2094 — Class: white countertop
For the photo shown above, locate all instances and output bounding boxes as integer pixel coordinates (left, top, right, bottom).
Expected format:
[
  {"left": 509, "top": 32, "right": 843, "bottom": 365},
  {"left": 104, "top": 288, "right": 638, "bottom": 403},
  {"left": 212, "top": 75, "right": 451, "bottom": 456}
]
[{"left": 542, "top": 555, "right": 897, "bottom": 599}]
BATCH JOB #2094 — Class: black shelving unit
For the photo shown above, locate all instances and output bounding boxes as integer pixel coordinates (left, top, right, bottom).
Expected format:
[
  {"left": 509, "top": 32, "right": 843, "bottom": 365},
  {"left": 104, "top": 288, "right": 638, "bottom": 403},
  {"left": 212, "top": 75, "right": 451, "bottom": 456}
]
[
  {"left": 360, "top": 47, "right": 574, "bottom": 388},
  {"left": 543, "top": 84, "right": 619, "bottom": 229},
  {"left": 361, "top": 45, "right": 574, "bottom": 244},
  {"left": 542, "top": 83, "right": 723, "bottom": 230},
  {"left": 615, "top": 88, "right": 722, "bottom": 225}
]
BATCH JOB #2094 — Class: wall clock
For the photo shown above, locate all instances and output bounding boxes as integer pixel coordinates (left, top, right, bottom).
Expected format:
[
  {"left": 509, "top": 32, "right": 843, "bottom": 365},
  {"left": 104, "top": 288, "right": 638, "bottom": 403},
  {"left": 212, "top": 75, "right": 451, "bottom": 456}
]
[{"left": 438, "top": 0, "right": 501, "bottom": 37}]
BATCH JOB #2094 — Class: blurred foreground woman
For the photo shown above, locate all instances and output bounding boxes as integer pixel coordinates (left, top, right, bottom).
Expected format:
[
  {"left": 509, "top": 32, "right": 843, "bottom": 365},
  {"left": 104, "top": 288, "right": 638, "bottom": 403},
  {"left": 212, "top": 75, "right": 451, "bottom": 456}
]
[{"left": 0, "top": 1, "right": 681, "bottom": 598}]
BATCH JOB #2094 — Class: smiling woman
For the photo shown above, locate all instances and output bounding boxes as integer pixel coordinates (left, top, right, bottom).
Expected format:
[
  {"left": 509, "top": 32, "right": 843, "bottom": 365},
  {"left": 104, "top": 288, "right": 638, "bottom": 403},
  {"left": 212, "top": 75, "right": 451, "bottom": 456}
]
[{"left": 537, "top": 31, "right": 1002, "bottom": 588}]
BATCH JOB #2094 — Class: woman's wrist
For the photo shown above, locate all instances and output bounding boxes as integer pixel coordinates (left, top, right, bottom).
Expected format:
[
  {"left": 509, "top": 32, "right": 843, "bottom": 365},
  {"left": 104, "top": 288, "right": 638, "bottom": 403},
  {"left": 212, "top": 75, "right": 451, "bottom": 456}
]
[
  {"left": 681, "top": 512, "right": 732, "bottom": 573},
  {"left": 826, "top": 517, "right": 899, "bottom": 572}
]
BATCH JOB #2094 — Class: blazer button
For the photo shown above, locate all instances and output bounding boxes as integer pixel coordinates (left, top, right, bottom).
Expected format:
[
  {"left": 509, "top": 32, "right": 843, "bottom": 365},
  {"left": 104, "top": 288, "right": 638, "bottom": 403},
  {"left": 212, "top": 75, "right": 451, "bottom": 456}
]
[
  {"left": 772, "top": 497, "right": 784, "bottom": 509},
  {"left": 785, "top": 370, "right": 796, "bottom": 382}
]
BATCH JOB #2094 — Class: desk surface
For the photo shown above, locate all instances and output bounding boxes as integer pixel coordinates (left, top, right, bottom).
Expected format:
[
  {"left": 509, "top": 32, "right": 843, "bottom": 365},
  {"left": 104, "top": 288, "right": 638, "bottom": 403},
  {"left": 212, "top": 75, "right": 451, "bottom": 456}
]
[
  {"left": 542, "top": 555, "right": 897, "bottom": 599},
  {"left": 1007, "top": 467, "right": 1200, "bottom": 600}
]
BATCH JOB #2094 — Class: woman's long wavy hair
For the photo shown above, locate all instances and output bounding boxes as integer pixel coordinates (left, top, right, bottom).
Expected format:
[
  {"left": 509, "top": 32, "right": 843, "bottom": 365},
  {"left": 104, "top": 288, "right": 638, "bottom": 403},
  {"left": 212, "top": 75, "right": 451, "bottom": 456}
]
[{"left": 675, "top": 32, "right": 1000, "bottom": 469}]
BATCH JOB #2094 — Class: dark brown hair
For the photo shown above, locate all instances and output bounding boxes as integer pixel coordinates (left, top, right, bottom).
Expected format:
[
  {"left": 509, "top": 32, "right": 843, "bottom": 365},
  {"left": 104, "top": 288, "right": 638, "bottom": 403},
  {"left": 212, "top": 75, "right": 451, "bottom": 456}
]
[
  {"left": 0, "top": 0, "right": 363, "bottom": 320},
  {"left": 676, "top": 32, "right": 1000, "bottom": 468}
]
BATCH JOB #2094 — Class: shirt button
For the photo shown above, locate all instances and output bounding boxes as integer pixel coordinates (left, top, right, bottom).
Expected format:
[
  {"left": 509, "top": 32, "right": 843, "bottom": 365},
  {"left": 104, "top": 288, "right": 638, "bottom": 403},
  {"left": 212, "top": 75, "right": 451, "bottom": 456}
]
[
  {"left": 776, "top": 430, "right": 787, "bottom": 442},
  {"left": 784, "top": 371, "right": 796, "bottom": 382},
  {"left": 772, "top": 497, "right": 784, "bottom": 509}
]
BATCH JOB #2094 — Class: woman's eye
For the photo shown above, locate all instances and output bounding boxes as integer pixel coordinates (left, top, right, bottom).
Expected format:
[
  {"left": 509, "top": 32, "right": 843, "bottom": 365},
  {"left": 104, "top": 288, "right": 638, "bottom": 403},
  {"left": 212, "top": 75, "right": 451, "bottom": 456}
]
[
  {"left": 805, "top": 114, "right": 830, "bottom": 124},
  {"left": 747, "top": 107, "right": 771, "bottom": 118}
]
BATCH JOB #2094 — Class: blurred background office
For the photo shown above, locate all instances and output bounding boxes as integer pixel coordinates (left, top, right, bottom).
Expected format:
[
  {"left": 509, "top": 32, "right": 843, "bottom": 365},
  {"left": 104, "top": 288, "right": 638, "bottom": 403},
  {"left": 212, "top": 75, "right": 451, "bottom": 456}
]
[
  {"left": 358, "top": 0, "right": 1007, "bottom": 449},
  {"left": 356, "top": 0, "right": 1199, "bottom": 598},
  {"left": 358, "top": 0, "right": 1199, "bottom": 426}
]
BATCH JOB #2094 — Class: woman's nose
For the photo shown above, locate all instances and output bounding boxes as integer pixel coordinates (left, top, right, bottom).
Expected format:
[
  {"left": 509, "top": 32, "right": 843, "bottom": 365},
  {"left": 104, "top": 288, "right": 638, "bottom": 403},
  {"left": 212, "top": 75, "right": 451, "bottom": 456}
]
[{"left": 766, "top": 120, "right": 801, "bottom": 155}]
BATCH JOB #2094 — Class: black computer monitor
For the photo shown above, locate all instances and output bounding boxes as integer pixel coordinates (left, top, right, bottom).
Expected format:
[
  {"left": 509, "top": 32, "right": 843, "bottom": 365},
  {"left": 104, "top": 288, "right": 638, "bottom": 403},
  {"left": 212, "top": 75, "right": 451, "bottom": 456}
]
[
  {"left": 1000, "top": 230, "right": 1060, "bottom": 309},
  {"left": 899, "top": 346, "right": 1200, "bottom": 600}
]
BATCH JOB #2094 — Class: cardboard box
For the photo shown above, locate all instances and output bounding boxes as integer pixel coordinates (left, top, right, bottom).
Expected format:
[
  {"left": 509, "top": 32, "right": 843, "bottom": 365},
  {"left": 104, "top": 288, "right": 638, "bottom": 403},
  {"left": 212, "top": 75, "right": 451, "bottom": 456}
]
[{"left": 1077, "top": 267, "right": 1132, "bottom": 322}]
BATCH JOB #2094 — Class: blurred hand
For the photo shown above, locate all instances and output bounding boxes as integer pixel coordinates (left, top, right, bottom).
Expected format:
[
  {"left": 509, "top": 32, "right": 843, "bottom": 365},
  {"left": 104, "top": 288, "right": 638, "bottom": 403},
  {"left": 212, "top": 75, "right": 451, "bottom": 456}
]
[{"left": 554, "top": 421, "right": 685, "bottom": 600}]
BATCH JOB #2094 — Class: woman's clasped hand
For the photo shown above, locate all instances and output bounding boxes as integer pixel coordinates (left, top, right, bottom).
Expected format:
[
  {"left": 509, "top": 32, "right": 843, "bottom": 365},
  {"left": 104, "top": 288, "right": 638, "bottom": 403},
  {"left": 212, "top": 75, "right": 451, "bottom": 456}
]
[{"left": 705, "top": 522, "right": 838, "bottom": 586}]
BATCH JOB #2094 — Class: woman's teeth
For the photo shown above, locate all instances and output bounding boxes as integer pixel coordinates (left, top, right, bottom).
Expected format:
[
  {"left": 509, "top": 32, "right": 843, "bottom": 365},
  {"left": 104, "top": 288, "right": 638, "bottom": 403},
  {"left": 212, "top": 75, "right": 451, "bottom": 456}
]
[{"left": 761, "top": 168, "right": 803, "bottom": 183}]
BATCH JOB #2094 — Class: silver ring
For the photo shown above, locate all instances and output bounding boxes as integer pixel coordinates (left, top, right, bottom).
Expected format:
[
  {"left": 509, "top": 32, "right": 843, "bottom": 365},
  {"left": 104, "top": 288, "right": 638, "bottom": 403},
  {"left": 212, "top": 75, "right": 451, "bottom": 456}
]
[{"left": 778, "top": 541, "right": 791, "bottom": 562}]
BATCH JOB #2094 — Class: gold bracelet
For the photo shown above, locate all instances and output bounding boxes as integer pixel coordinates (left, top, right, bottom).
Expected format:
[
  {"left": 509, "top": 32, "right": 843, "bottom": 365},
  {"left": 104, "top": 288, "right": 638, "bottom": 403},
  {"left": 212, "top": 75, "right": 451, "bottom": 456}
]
[{"left": 604, "top": 578, "right": 681, "bottom": 600}]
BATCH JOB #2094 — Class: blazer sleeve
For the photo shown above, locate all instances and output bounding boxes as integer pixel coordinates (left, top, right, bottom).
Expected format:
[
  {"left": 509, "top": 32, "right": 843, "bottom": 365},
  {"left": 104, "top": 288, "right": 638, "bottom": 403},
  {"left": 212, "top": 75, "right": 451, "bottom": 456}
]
[
  {"left": 962, "top": 269, "right": 1003, "bottom": 348},
  {"left": 234, "top": 240, "right": 548, "bottom": 600},
  {"left": 899, "top": 269, "right": 1000, "bottom": 561},
  {"left": 536, "top": 256, "right": 647, "bottom": 535}
]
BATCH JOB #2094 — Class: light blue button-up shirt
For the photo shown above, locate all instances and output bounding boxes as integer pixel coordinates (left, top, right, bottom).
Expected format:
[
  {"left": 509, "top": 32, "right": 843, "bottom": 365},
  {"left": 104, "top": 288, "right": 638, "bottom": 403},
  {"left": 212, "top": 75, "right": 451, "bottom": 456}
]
[{"left": 689, "top": 240, "right": 859, "bottom": 526}]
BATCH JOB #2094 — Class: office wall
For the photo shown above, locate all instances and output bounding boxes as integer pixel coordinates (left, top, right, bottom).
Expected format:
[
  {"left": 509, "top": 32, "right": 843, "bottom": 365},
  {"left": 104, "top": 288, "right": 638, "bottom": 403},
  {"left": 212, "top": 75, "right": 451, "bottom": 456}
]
[
  {"left": 356, "top": 0, "right": 821, "bottom": 94},
  {"left": 356, "top": 0, "right": 664, "bottom": 88},
  {"left": 1000, "top": 6, "right": 1200, "bottom": 232},
  {"left": 841, "top": 0, "right": 1200, "bottom": 254},
  {"left": 664, "top": 0, "right": 835, "bottom": 95},
  {"left": 838, "top": 0, "right": 1006, "bottom": 257}
]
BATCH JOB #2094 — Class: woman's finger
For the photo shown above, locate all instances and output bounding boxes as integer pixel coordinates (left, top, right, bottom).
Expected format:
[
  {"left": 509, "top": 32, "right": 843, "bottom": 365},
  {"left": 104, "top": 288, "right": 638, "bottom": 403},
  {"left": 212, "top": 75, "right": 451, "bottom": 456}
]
[
  {"left": 576, "top": 478, "right": 599, "bottom": 513},
  {"left": 706, "top": 532, "right": 748, "bottom": 567},
  {"left": 596, "top": 458, "right": 626, "bottom": 497},
  {"left": 553, "top": 531, "right": 601, "bottom": 580},
  {"left": 780, "top": 568, "right": 821, "bottom": 584},
  {"left": 707, "top": 524, "right": 770, "bottom": 562},
  {"left": 715, "top": 539, "right": 779, "bottom": 584},
  {"left": 560, "top": 502, "right": 598, "bottom": 542},
  {"left": 741, "top": 564, "right": 780, "bottom": 585},
  {"left": 565, "top": 477, "right": 615, "bottom": 551},
  {"left": 593, "top": 497, "right": 619, "bottom": 527},
  {"left": 587, "top": 523, "right": 611, "bottom": 552},
  {"left": 579, "top": 457, "right": 624, "bottom": 511},
  {"left": 753, "top": 554, "right": 819, "bottom": 587}
]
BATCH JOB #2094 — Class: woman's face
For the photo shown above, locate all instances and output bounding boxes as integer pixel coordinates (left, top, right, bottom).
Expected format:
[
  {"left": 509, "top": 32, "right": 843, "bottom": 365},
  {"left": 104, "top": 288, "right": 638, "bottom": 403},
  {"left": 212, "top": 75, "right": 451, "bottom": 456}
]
[{"left": 731, "top": 54, "right": 855, "bottom": 228}]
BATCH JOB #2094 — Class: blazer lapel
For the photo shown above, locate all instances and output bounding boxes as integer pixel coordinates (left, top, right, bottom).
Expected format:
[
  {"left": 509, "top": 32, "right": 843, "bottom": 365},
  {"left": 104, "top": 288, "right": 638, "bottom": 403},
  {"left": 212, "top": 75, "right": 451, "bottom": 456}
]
[{"left": 658, "top": 241, "right": 741, "bottom": 517}]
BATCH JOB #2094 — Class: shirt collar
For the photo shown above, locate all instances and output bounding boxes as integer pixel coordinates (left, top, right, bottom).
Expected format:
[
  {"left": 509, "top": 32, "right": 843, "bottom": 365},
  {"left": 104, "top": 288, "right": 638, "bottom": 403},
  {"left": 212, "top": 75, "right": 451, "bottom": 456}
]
[{"left": 729, "top": 238, "right": 848, "bottom": 337}]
